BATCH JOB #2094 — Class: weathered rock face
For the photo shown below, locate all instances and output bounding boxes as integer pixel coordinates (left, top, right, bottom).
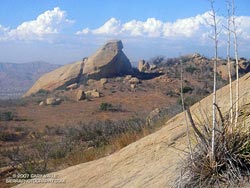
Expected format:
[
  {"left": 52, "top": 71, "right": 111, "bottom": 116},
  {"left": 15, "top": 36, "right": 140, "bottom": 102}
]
[
  {"left": 66, "top": 83, "right": 78, "bottom": 90},
  {"left": 76, "top": 90, "right": 86, "bottom": 101},
  {"left": 23, "top": 61, "right": 84, "bottom": 97},
  {"left": 23, "top": 40, "right": 132, "bottom": 97},
  {"left": 100, "top": 78, "right": 108, "bottom": 85},
  {"left": 239, "top": 60, "right": 250, "bottom": 73},
  {"left": 129, "top": 77, "right": 140, "bottom": 84},
  {"left": 85, "top": 89, "right": 100, "bottom": 98},
  {"left": 83, "top": 40, "right": 132, "bottom": 79},
  {"left": 45, "top": 97, "right": 62, "bottom": 105},
  {"left": 138, "top": 60, "right": 150, "bottom": 72}
]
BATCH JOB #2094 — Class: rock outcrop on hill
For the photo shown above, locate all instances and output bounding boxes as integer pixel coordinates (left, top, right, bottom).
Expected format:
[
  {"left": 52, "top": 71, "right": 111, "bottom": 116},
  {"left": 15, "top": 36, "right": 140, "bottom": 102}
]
[{"left": 23, "top": 40, "right": 132, "bottom": 97}]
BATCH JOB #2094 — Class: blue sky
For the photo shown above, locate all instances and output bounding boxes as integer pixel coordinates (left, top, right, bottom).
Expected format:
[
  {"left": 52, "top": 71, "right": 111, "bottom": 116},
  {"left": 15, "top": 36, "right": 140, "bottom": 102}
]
[{"left": 0, "top": 0, "right": 250, "bottom": 64}]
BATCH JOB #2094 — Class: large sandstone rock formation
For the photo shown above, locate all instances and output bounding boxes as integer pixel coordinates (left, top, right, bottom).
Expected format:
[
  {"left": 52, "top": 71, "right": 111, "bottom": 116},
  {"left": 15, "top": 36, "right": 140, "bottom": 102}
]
[
  {"left": 23, "top": 40, "right": 132, "bottom": 97},
  {"left": 83, "top": 40, "right": 132, "bottom": 79},
  {"left": 23, "top": 61, "right": 84, "bottom": 97}
]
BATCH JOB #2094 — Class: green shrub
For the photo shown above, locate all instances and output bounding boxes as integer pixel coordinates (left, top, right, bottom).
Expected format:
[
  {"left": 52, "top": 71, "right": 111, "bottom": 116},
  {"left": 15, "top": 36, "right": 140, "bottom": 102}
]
[
  {"left": 0, "top": 131, "right": 27, "bottom": 142},
  {"left": 0, "top": 111, "right": 14, "bottom": 121},
  {"left": 166, "top": 90, "right": 177, "bottom": 97},
  {"left": 0, "top": 99, "right": 27, "bottom": 107},
  {"left": 4, "top": 140, "right": 51, "bottom": 175},
  {"left": 182, "top": 86, "right": 194, "bottom": 93},
  {"left": 38, "top": 89, "right": 49, "bottom": 94},
  {"left": 49, "top": 146, "right": 68, "bottom": 159},
  {"left": 99, "top": 102, "right": 113, "bottom": 111},
  {"left": 99, "top": 102, "right": 122, "bottom": 112},
  {"left": 177, "top": 96, "right": 197, "bottom": 106},
  {"left": 181, "top": 56, "right": 191, "bottom": 63},
  {"left": 185, "top": 65, "right": 197, "bottom": 74},
  {"left": 33, "top": 89, "right": 49, "bottom": 97},
  {"left": 14, "top": 127, "right": 24, "bottom": 132}
]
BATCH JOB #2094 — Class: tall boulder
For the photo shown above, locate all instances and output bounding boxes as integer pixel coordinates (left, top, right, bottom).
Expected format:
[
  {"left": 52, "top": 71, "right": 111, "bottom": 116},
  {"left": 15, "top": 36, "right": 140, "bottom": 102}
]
[
  {"left": 76, "top": 90, "right": 86, "bottom": 101},
  {"left": 83, "top": 40, "right": 132, "bottom": 79},
  {"left": 138, "top": 60, "right": 150, "bottom": 72}
]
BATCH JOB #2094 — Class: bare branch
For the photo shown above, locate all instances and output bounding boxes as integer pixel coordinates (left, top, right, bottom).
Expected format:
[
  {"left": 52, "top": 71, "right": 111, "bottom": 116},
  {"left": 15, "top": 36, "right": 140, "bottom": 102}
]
[
  {"left": 186, "top": 107, "right": 208, "bottom": 148},
  {"left": 214, "top": 103, "right": 224, "bottom": 125}
]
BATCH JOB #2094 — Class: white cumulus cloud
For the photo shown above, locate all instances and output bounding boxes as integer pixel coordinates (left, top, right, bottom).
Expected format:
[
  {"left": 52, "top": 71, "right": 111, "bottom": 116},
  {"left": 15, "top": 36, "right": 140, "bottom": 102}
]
[
  {"left": 1, "top": 7, "right": 73, "bottom": 41},
  {"left": 92, "top": 17, "right": 121, "bottom": 35},
  {"left": 0, "top": 25, "right": 9, "bottom": 36},
  {"left": 76, "top": 11, "right": 250, "bottom": 42},
  {"left": 76, "top": 12, "right": 215, "bottom": 38},
  {"left": 163, "top": 12, "right": 211, "bottom": 38},
  {"left": 76, "top": 28, "right": 90, "bottom": 35},
  {"left": 235, "top": 16, "right": 250, "bottom": 39},
  {"left": 122, "top": 18, "right": 163, "bottom": 37}
]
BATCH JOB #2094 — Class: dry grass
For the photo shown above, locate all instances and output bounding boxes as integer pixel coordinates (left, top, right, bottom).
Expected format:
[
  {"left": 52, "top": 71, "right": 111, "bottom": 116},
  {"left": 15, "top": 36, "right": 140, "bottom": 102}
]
[
  {"left": 177, "top": 106, "right": 250, "bottom": 188},
  {"left": 52, "top": 125, "right": 152, "bottom": 168},
  {"left": 110, "top": 128, "right": 151, "bottom": 150}
]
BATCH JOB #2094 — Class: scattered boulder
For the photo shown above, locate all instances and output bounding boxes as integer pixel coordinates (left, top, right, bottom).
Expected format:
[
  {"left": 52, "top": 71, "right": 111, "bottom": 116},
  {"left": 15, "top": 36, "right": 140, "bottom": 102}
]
[
  {"left": 66, "top": 83, "right": 78, "bottom": 90},
  {"left": 76, "top": 90, "right": 86, "bottom": 101},
  {"left": 239, "top": 60, "right": 250, "bottom": 73},
  {"left": 46, "top": 97, "right": 62, "bottom": 105},
  {"left": 46, "top": 98, "right": 55, "bottom": 105},
  {"left": 55, "top": 98, "right": 62, "bottom": 103},
  {"left": 149, "top": 64, "right": 157, "bottom": 71},
  {"left": 85, "top": 89, "right": 100, "bottom": 98},
  {"left": 83, "top": 40, "right": 133, "bottom": 79},
  {"left": 100, "top": 78, "right": 108, "bottom": 85},
  {"left": 138, "top": 60, "right": 150, "bottom": 72},
  {"left": 129, "top": 77, "right": 140, "bottom": 84},
  {"left": 39, "top": 101, "right": 44, "bottom": 106},
  {"left": 124, "top": 75, "right": 132, "bottom": 80},
  {"left": 130, "top": 84, "right": 136, "bottom": 89},
  {"left": 91, "top": 91, "right": 100, "bottom": 98},
  {"left": 115, "top": 77, "right": 123, "bottom": 82},
  {"left": 192, "top": 53, "right": 201, "bottom": 59}
]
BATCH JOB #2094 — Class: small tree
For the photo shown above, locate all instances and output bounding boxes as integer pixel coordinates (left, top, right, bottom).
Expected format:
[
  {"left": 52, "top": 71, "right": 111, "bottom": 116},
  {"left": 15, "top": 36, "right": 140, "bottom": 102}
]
[
  {"left": 180, "top": 58, "right": 193, "bottom": 159},
  {"left": 209, "top": 0, "right": 219, "bottom": 162},
  {"left": 232, "top": 0, "right": 240, "bottom": 125},
  {"left": 226, "top": 0, "right": 234, "bottom": 125}
]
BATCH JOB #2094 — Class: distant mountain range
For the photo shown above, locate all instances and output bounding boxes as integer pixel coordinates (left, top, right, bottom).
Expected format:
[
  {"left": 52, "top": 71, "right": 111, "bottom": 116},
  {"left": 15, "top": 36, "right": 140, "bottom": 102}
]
[{"left": 0, "top": 61, "right": 60, "bottom": 99}]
